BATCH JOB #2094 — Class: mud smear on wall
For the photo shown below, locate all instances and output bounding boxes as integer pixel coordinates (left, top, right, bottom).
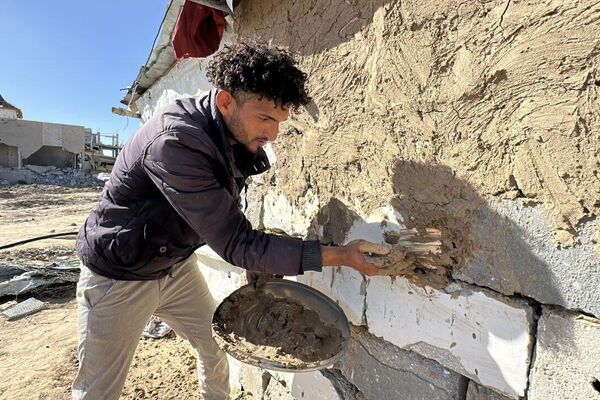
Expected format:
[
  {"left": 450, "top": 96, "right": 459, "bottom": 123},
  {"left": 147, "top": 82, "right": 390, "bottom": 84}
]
[
  {"left": 309, "top": 196, "right": 453, "bottom": 288},
  {"left": 237, "top": 0, "right": 600, "bottom": 247},
  {"left": 391, "top": 160, "right": 481, "bottom": 285}
]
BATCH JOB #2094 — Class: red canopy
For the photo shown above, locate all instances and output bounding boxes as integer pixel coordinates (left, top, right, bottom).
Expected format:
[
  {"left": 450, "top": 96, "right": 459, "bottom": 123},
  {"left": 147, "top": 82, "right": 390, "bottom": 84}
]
[{"left": 172, "top": 1, "right": 226, "bottom": 61}]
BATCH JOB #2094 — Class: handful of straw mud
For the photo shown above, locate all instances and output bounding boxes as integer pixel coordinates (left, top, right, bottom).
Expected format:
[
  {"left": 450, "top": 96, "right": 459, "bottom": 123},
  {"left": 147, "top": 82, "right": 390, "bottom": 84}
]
[
  {"left": 358, "top": 228, "right": 446, "bottom": 287},
  {"left": 212, "top": 288, "right": 344, "bottom": 369}
]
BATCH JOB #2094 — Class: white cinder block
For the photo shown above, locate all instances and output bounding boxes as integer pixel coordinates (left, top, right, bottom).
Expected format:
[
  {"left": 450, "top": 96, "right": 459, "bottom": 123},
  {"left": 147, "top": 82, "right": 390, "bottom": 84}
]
[
  {"left": 227, "top": 356, "right": 243, "bottom": 391},
  {"left": 297, "top": 205, "right": 408, "bottom": 326},
  {"left": 298, "top": 267, "right": 365, "bottom": 326},
  {"left": 262, "top": 189, "right": 319, "bottom": 237},
  {"left": 291, "top": 371, "right": 341, "bottom": 400},
  {"left": 366, "top": 277, "right": 534, "bottom": 398},
  {"left": 345, "top": 205, "right": 405, "bottom": 244},
  {"left": 195, "top": 246, "right": 244, "bottom": 304}
]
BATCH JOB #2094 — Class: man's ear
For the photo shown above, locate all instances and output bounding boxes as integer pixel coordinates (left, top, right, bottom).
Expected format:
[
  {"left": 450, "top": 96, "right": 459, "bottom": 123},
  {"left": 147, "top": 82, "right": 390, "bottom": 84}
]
[{"left": 215, "top": 90, "right": 236, "bottom": 118}]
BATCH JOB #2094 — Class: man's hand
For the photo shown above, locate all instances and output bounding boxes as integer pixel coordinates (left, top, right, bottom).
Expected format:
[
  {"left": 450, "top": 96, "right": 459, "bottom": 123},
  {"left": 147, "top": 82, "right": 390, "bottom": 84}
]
[
  {"left": 321, "top": 240, "right": 391, "bottom": 276},
  {"left": 245, "top": 271, "right": 283, "bottom": 288}
]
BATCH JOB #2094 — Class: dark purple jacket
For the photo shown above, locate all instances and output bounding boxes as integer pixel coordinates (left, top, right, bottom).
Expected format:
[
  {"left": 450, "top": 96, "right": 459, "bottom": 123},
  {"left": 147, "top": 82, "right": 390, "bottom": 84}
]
[{"left": 76, "top": 89, "right": 322, "bottom": 280}]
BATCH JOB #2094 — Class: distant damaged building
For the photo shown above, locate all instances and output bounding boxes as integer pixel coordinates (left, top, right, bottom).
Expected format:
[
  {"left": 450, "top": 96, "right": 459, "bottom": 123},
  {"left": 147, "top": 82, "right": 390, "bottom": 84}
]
[
  {"left": 0, "top": 94, "right": 85, "bottom": 169},
  {"left": 0, "top": 94, "right": 23, "bottom": 119},
  {"left": 0, "top": 94, "right": 120, "bottom": 178}
]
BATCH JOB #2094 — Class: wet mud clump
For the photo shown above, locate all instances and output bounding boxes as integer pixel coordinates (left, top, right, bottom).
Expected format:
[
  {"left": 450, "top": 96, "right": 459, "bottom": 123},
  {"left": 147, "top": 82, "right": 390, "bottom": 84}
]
[{"left": 212, "top": 289, "right": 344, "bottom": 368}]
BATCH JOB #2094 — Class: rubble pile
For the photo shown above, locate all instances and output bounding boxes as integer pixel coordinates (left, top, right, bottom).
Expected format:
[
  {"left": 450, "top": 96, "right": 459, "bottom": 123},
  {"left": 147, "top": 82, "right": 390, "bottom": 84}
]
[{"left": 0, "top": 165, "right": 105, "bottom": 187}]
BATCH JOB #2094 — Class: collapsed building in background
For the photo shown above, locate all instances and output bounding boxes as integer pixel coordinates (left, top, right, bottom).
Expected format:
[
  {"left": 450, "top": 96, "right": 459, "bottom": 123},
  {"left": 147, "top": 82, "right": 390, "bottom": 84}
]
[
  {"left": 117, "top": 1, "right": 600, "bottom": 399},
  {"left": 0, "top": 94, "right": 121, "bottom": 184},
  {"left": 0, "top": 94, "right": 23, "bottom": 120}
]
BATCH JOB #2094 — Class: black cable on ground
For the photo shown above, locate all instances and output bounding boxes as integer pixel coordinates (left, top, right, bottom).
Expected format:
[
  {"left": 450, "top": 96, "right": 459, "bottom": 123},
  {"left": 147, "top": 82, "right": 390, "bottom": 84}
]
[{"left": 0, "top": 232, "right": 79, "bottom": 251}]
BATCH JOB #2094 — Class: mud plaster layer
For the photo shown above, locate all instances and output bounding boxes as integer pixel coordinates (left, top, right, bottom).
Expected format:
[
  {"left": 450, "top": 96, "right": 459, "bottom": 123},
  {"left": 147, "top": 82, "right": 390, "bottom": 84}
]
[
  {"left": 213, "top": 290, "right": 344, "bottom": 368},
  {"left": 236, "top": 0, "right": 600, "bottom": 250}
]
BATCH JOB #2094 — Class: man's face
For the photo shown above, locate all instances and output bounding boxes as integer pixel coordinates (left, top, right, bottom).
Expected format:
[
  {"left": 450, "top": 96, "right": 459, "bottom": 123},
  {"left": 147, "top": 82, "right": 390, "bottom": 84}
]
[{"left": 217, "top": 91, "right": 289, "bottom": 154}]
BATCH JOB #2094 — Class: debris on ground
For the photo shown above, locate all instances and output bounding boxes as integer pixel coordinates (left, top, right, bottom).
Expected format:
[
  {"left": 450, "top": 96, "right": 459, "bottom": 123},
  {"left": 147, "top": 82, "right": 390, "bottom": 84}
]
[
  {"left": 2, "top": 297, "right": 48, "bottom": 320},
  {"left": 0, "top": 262, "right": 80, "bottom": 298},
  {"left": 0, "top": 183, "right": 225, "bottom": 399},
  {"left": 0, "top": 300, "right": 17, "bottom": 312},
  {"left": 0, "top": 165, "right": 105, "bottom": 187}
]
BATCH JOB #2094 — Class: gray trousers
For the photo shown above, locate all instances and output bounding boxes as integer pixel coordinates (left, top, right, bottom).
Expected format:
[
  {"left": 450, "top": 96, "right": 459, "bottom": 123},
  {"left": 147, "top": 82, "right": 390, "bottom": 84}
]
[{"left": 72, "top": 254, "right": 230, "bottom": 400}]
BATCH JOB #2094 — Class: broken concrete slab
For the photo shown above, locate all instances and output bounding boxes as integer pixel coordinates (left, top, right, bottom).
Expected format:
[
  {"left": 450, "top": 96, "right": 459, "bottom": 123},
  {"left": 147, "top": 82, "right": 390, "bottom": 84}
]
[
  {"left": 238, "top": 368, "right": 297, "bottom": 400},
  {"left": 24, "top": 164, "right": 56, "bottom": 174},
  {"left": 337, "top": 326, "right": 467, "bottom": 400},
  {"left": 0, "top": 265, "right": 79, "bottom": 297},
  {"left": 455, "top": 199, "right": 600, "bottom": 316},
  {"left": 2, "top": 297, "right": 48, "bottom": 320},
  {"left": 263, "top": 374, "right": 295, "bottom": 400},
  {"left": 466, "top": 381, "right": 512, "bottom": 400},
  {"left": 366, "top": 277, "right": 534, "bottom": 398},
  {"left": 239, "top": 365, "right": 272, "bottom": 399},
  {"left": 0, "top": 266, "right": 27, "bottom": 280},
  {"left": 320, "top": 369, "right": 364, "bottom": 399},
  {"left": 0, "top": 300, "right": 17, "bottom": 312},
  {"left": 528, "top": 307, "right": 600, "bottom": 400}
]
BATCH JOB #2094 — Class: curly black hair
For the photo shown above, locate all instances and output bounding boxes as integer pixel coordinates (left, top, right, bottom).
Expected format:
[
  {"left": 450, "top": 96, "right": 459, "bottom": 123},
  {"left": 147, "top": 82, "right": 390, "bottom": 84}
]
[{"left": 206, "top": 40, "right": 311, "bottom": 110}]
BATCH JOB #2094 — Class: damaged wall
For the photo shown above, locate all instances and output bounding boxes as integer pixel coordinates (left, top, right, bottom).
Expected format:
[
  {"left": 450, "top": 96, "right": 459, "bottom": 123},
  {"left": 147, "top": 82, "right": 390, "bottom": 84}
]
[
  {"left": 0, "top": 143, "right": 19, "bottom": 168},
  {"left": 0, "top": 109, "right": 18, "bottom": 119},
  {"left": 134, "top": 0, "right": 600, "bottom": 399},
  {"left": 232, "top": 0, "right": 600, "bottom": 398},
  {"left": 0, "top": 119, "right": 85, "bottom": 167},
  {"left": 237, "top": 0, "right": 600, "bottom": 248},
  {"left": 134, "top": 27, "right": 234, "bottom": 121}
]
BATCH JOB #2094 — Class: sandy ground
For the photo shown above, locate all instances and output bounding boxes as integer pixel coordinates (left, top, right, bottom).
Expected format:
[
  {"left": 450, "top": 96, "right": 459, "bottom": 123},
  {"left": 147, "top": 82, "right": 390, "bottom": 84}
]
[{"left": 0, "top": 184, "right": 250, "bottom": 399}]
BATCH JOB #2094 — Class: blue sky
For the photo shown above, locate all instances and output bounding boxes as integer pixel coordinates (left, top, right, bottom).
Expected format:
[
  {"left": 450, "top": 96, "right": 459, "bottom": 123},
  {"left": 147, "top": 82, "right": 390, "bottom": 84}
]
[{"left": 0, "top": 1, "right": 168, "bottom": 143}]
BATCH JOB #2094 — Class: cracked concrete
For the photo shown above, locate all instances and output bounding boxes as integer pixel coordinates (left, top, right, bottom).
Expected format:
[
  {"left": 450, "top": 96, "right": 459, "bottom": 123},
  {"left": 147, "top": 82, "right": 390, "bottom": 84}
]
[
  {"left": 337, "top": 326, "right": 467, "bottom": 400},
  {"left": 365, "top": 277, "right": 534, "bottom": 398},
  {"left": 528, "top": 307, "right": 600, "bottom": 400}
]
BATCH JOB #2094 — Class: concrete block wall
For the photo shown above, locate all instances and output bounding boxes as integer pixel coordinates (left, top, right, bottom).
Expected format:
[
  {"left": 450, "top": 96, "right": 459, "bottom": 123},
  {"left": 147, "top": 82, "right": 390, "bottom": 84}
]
[
  {"left": 0, "top": 143, "right": 19, "bottom": 167},
  {"left": 189, "top": 184, "right": 600, "bottom": 400},
  {"left": 366, "top": 278, "right": 533, "bottom": 397},
  {"left": 528, "top": 307, "right": 600, "bottom": 400},
  {"left": 247, "top": 188, "right": 599, "bottom": 399}
]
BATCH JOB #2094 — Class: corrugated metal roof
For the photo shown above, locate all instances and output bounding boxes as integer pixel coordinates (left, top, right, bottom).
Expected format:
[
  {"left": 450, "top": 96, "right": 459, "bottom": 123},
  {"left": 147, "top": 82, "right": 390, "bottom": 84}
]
[{"left": 120, "top": 0, "right": 235, "bottom": 113}]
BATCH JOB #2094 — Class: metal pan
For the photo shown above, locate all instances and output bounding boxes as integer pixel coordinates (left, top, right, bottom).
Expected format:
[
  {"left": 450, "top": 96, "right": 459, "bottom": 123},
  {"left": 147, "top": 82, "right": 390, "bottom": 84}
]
[{"left": 211, "top": 278, "right": 350, "bottom": 372}]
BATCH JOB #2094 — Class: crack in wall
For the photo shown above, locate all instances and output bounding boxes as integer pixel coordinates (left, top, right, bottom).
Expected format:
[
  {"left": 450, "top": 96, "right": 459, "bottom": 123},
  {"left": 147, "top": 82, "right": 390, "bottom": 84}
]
[
  {"left": 349, "top": 335, "right": 462, "bottom": 396},
  {"left": 523, "top": 300, "right": 542, "bottom": 400},
  {"left": 320, "top": 369, "right": 365, "bottom": 400}
]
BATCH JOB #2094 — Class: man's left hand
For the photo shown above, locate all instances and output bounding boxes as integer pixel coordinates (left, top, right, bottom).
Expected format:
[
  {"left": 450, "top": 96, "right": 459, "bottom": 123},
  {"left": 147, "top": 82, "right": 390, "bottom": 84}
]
[{"left": 246, "top": 271, "right": 282, "bottom": 288}]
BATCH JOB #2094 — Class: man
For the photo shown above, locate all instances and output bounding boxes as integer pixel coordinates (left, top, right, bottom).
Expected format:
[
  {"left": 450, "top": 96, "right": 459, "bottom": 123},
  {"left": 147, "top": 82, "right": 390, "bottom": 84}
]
[{"left": 73, "top": 40, "right": 381, "bottom": 400}]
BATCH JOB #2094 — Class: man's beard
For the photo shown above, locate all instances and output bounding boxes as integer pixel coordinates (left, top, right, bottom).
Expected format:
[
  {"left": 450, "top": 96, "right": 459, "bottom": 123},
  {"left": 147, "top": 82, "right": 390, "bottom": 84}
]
[{"left": 228, "top": 111, "right": 255, "bottom": 153}]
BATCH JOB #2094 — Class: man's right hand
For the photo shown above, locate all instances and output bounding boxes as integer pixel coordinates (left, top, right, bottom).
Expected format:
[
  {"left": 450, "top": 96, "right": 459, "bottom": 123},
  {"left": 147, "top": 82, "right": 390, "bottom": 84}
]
[{"left": 321, "top": 240, "right": 390, "bottom": 276}]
